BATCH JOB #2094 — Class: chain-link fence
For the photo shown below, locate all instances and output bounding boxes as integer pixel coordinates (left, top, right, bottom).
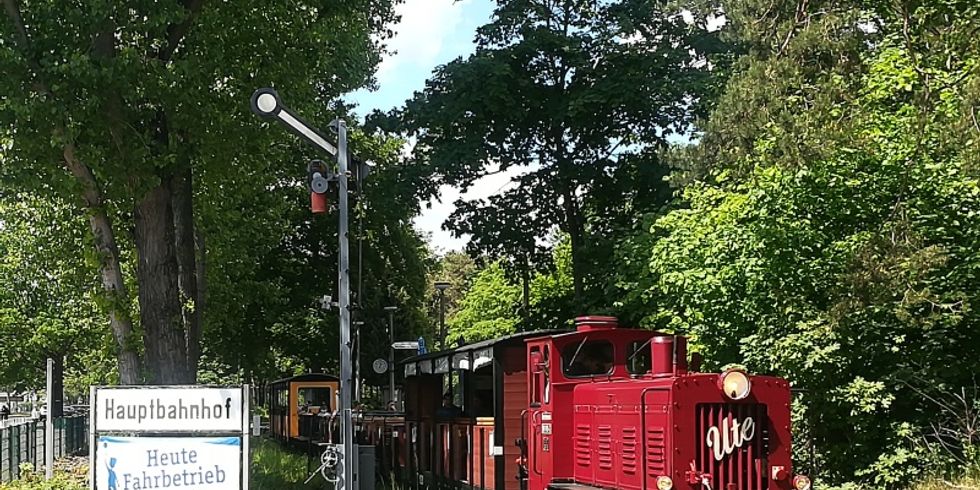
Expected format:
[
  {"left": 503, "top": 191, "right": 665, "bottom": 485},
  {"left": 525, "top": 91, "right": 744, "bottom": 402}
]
[{"left": 0, "top": 414, "right": 88, "bottom": 482}]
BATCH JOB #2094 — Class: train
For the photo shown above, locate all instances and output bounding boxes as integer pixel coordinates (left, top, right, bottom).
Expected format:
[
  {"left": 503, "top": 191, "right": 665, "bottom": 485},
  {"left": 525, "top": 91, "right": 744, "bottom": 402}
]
[{"left": 266, "top": 315, "right": 811, "bottom": 490}]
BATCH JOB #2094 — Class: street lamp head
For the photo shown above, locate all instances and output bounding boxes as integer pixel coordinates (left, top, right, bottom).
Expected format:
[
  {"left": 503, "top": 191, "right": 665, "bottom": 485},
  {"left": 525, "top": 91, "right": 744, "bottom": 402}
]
[
  {"left": 434, "top": 281, "right": 451, "bottom": 292},
  {"left": 384, "top": 306, "right": 398, "bottom": 312},
  {"left": 250, "top": 88, "right": 281, "bottom": 117}
]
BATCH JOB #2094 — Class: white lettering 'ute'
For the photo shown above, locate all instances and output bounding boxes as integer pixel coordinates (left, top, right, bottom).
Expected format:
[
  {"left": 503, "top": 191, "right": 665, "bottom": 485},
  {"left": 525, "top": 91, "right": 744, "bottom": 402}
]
[{"left": 706, "top": 416, "right": 756, "bottom": 461}]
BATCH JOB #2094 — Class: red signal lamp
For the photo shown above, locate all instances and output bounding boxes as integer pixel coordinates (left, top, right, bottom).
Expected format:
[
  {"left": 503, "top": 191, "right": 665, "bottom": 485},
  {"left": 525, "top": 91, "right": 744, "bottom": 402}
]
[{"left": 311, "top": 192, "right": 328, "bottom": 214}]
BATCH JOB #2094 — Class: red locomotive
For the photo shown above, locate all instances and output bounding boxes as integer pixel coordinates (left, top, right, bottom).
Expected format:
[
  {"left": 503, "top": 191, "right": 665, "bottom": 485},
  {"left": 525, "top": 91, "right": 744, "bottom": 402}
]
[{"left": 392, "top": 316, "right": 810, "bottom": 490}]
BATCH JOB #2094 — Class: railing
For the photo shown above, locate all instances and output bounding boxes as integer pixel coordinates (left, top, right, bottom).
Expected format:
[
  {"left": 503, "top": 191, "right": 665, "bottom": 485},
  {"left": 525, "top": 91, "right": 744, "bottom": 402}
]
[
  {"left": 397, "top": 418, "right": 496, "bottom": 490},
  {"left": 0, "top": 415, "right": 89, "bottom": 483},
  {"left": 287, "top": 412, "right": 497, "bottom": 489}
]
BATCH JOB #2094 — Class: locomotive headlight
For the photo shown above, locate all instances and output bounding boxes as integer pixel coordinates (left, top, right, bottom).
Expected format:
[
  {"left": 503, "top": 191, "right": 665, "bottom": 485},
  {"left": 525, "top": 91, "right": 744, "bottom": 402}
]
[
  {"left": 656, "top": 476, "right": 673, "bottom": 490},
  {"left": 792, "top": 475, "right": 812, "bottom": 490},
  {"left": 719, "top": 370, "right": 751, "bottom": 400}
]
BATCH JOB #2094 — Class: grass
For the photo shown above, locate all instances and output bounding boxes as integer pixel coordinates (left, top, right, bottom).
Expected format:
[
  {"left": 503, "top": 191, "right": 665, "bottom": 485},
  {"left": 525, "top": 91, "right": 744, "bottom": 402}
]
[
  {"left": 912, "top": 476, "right": 980, "bottom": 489},
  {"left": 250, "top": 437, "right": 334, "bottom": 490},
  {"left": 0, "top": 438, "right": 331, "bottom": 490}
]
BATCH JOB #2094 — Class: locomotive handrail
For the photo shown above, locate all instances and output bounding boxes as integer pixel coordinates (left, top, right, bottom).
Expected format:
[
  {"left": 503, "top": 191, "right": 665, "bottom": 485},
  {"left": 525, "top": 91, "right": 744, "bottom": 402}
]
[
  {"left": 519, "top": 409, "right": 530, "bottom": 490},
  {"left": 531, "top": 410, "right": 544, "bottom": 476},
  {"left": 640, "top": 385, "right": 671, "bottom": 490}
]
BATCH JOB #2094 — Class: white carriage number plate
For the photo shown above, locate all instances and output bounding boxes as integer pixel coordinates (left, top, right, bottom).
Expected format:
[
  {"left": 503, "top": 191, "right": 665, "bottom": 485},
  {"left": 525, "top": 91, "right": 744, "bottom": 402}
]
[{"left": 542, "top": 423, "right": 552, "bottom": 435}]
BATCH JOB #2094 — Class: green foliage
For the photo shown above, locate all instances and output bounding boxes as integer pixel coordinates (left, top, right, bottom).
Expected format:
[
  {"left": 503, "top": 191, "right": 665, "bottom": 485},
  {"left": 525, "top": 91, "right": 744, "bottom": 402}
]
[
  {"left": 200, "top": 128, "right": 436, "bottom": 383},
  {"left": 446, "top": 238, "right": 577, "bottom": 342},
  {"left": 397, "top": 0, "right": 730, "bottom": 303},
  {"left": 0, "top": 463, "right": 86, "bottom": 490},
  {"left": 1, "top": 0, "right": 400, "bottom": 382},
  {"left": 0, "top": 194, "right": 114, "bottom": 393},
  {"left": 629, "top": 1, "right": 980, "bottom": 485},
  {"left": 445, "top": 261, "right": 521, "bottom": 344}
]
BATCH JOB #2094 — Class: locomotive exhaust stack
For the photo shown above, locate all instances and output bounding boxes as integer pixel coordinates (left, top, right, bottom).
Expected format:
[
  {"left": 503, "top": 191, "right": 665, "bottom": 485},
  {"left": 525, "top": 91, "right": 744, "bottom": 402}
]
[{"left": 651, "top": 335, "right": 688, "bottom": 376}]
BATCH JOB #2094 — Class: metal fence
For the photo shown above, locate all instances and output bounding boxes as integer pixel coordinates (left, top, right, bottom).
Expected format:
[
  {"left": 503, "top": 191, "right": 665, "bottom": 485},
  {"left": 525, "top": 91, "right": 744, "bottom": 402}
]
[{"left": 0, "top": 415, "right": 89, "bottom": 482}]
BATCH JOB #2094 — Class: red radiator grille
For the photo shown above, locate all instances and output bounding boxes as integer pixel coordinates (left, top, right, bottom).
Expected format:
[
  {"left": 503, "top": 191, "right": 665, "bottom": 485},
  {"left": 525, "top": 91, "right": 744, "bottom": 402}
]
[
  {"left": 575, "top": 424, "right": 592, "bottom": 468},
  {"left": 695, "top": 403, "right": 770, "bottom": 490},
  {"left": 645, "top": 426, "right": 666, "bottom": 478},
  {"left": 597, "top": 425, "right": 614, "bottom": 470},
  {"left": 622, "top": 426, "right": 638, "bottom": 475}
]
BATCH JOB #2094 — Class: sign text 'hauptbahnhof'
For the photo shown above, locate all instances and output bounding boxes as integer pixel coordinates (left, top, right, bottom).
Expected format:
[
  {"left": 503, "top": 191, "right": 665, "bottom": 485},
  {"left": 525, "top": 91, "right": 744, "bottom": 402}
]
[{"left": 95, "top": 387, "right": 243, "bottom": 432}]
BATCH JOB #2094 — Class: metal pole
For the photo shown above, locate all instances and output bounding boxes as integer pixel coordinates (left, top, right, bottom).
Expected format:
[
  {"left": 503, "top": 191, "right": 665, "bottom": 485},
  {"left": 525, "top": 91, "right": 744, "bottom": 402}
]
[
  {"left": 242, "top": 385, "right": 251, "bottom": 490},
  {"left": 337, "top": 119, "right": 355, "bottom": 490},
  {"left": 386, "top": 307, "right": 396, "bottom": 407},
  {"left": 438, "top": 289, "right": 446, "bottom": 349},
  {"left": 88, "top": 386, "right": 95, "bottom": 490},
  {"left": 354, "top": 321, "right": 362, "bottom": 404},
  {"left": 44, "top": 358, "right": 53, "bottom": 480}
]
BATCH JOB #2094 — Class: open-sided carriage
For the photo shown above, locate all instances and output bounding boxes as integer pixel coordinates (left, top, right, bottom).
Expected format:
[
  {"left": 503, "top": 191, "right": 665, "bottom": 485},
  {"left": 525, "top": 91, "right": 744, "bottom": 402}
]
[
  {"left": 267, "top": 373, "right": 340, "bottom": 444},
  {"left": 396, "top": 332, "right": 541, "bottom": 490}
]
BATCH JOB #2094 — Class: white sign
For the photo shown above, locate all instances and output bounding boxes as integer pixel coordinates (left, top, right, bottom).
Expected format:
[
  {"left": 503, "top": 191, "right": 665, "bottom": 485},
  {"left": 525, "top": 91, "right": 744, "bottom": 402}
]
[
  {"left": 95, "top": 436, "right": 241, "bottom": 490},
  {"left": 706, "top": 416, "right": 756, "bottom": 461},
  {"left": 392, "top": 341, "right": 420, "bottom": 350},
  {"left": 95, "top": 387, "right": 243, "bottom": 432}
]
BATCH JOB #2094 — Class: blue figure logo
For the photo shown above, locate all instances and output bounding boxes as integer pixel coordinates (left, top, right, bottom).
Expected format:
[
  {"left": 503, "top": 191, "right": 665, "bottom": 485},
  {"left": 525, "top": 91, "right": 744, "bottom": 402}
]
[{"left": 106, "top": 457, "right": 118, "bottom": 490}]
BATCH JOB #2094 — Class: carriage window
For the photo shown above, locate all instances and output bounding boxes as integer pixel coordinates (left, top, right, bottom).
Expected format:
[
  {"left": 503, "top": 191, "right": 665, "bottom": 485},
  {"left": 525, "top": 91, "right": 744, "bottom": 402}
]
[
  {"left": 298, "top": 387, "right": 332, "bottom": 409},
  {"left": 627, "top": 340, "right": 652, "bottom": 374},
  {"left": 530, "top": 348, "right": 542, "bottom": 405},
  {"left": 562, "top": 340, "right": 613, "bottom": 377}
]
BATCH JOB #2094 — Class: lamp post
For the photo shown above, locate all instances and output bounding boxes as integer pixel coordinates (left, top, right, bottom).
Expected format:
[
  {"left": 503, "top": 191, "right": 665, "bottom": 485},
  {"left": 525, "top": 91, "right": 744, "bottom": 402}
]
[
  {"left": 353, "top": 320, "right": 364, "bottom": 404},
  {"left": 383, "top": 306, "right": 398, "bottom": 407},
  {"left": 250, "top": 88, "right": 356, "bottom": 489},
  {"left": 434, "top": 281, "right": 450, "bottom": 349}
]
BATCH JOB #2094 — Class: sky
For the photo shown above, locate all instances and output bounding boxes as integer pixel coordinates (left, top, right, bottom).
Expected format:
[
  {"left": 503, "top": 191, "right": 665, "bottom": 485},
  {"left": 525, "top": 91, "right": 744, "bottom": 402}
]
[{"left": 347, "top": 0, "right": 506, "bottom": 254}]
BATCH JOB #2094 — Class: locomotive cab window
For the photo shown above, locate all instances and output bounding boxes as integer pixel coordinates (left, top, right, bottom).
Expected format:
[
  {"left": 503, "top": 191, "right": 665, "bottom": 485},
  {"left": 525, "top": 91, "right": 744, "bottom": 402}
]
[
  {"left": 563, "top": 339, "right": 613, "bottom": 377},
  {"left": 627, "top": 340, "right": 652, "bottom": 375}
]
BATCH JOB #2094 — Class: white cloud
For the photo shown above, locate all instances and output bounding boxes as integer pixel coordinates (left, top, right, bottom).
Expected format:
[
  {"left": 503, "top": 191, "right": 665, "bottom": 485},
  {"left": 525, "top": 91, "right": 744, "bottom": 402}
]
[
  {"left": 414, "top": 165, "right": 527, "bottom": 254},
  {"left": 376, "top": 0, "right": 472, "bottom": 86}
]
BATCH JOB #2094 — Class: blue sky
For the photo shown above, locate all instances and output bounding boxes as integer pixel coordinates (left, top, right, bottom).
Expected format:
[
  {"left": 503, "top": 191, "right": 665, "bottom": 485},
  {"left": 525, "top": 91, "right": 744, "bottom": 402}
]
[{"left": 347, "top": 0, "right": 500, "bottom": 253}]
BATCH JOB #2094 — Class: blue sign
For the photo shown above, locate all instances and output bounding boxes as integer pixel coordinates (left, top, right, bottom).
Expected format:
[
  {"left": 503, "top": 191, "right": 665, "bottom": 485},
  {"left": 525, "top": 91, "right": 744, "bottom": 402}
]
[
  {"left": 96, "top": 436, "right": 241, "bottom": 489},
  {"left": 417, "top": 337, "right": 427, "bottom": 355}
]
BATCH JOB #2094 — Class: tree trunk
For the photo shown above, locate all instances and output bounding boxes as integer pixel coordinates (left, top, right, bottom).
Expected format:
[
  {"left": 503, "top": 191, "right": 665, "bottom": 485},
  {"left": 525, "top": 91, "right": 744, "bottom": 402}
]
[
  {"left": 172, "top": 167, "right": 200, "bottom": 381},
  {"left": 62, "top": 145, "right": 143, "bottom": 384},
  {"left": 521, "top": 255, "right": 531, "bottom": 327},
  {"left": 135, "top": 182, "right": 191, "bottom": 384},
  {"left": 195, "top": 230, "right": 207, "bottom": 374},
  {"left": 561, "top": 186, "right": 586, "bottom": 304}
]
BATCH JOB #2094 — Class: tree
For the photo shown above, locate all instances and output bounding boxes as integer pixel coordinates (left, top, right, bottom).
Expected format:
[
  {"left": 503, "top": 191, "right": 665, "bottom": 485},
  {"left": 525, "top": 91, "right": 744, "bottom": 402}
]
[
  {"left": 634, "top": 0, "right": 980, "bottom": 484},
  {"left": 447, "top": 180, "right": 554, "bottom": 318},
  {"left": 197, "top": 127, "right": 438, "bottom": 385},
  {"left": 1, "top": 0, "right": 396, "bottom": 383},
  {"left": 0, "top": 193, "right": 111, "bottom": 396},
  {"left": 401, "top": 0, "right": 728, "bottom": 306},
  {"left": 445, "top": 240, "right": 577, "bottom": 341},
  {"left": 445, "top": 260, "right": 521, "bottom": 344}
]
